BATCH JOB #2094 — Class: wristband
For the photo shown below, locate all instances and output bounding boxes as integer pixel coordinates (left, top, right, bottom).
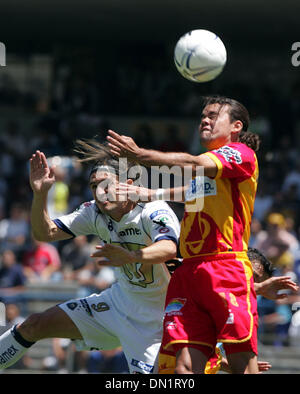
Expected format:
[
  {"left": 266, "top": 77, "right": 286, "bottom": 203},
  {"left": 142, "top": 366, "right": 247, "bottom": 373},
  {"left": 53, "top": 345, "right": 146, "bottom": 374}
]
[{"left": 155, "top": 188, "right": 165, "bottom": 200}]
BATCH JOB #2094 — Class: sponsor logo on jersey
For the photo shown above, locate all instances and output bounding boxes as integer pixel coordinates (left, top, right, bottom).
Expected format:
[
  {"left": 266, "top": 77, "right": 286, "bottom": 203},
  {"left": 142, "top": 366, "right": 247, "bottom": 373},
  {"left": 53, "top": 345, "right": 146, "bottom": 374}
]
[
  {"left": 214, "top": 146, "right": 242, "bottom": 164},
  {"left": 118, "top": 228, "right": 142, "bottom": 237},
  {"left": 165, "top": 298, "right": 187, "bottom": 315},
  {"left": 185, "top": 176, "right": 217, "bottom": 201},
  {"left": 0, "top": 345, "right": 18, "bottom": 364},
  {"left": 131, "top": 358, "right": 154, "bottom": 373},
  {"left": 153, "top": 216, "right": 170, "bottom": 228},
  {"left": 149, "top": 210, "right": 172, "bottom": 220},
  {"left": 226, "top": 310, "right": 234, "bottom": 324},
  {"left": 165, "top": 321, "right": 177, "bottom": 330}
]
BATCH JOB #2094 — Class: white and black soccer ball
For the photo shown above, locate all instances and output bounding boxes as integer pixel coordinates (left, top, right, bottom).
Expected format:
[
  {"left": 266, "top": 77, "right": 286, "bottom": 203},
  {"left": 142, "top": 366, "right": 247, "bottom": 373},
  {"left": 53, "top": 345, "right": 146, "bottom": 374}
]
[{"left": 174, "top": 29, "right": 227, "bottom": 83}]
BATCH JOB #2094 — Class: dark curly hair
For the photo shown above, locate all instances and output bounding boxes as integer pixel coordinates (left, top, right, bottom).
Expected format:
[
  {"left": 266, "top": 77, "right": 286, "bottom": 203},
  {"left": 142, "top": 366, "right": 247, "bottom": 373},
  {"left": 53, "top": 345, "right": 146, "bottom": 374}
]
[{"left": 247, "top": 247, "right": 274, "bottom": 278}]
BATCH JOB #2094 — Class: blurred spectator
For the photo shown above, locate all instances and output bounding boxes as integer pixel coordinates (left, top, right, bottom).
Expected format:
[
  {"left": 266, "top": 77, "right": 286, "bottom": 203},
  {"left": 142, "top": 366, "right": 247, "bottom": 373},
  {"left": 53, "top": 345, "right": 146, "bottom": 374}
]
[
  {"left": 0, "top": 194, "right": 5, "bottom": 221},
  {"left": 43, "top": 340, "right": 128, "bottom": 374},
  {"left": 47, "top": 165, "right": 69, "bottom": 220},
  {"left": 253, "top": 183, "right": 273, "bottom": 223},
  {"left": 257, "top": 261, "right": 299, "bottom": 347},
  {"left": 0, "top": 249, "right": 26, "bottom": 304},
  {"left": 42, "top": 338, "right": 87, "bottom": 373},
  {"left": 75, "top": 261, "right": 115, "bottom": 298},
  {"left": 254, "top": 213, "right": 299, "bottom": 269},
  {"left": 249, "top": 218, "right": 263, "bottom": 248},
  {"left": 60, "top": 235, "right": 92, "bottom": 274},
  {"left": 0, "top": 203, "right": 30, "bottom": 256},
  {"left": 258, "top": 295, "right": 293, "bottom": 347},
  {"left": 288, "top": 309, "right": 300, "bottom": 347},
  {"left": 282, "top": 159, "right": 300, "bottom": 199},
  {"left": 87, "top": 348, "right": 129, "bottom": 374},
  {"left": 22, "top": 238, "right": 62, "bottom": 282},
  {"left": 3, "top": 303, "right": 25, "bottom": 331},
  {"left": 1, "top": 120, "right": 30, "bottom": 161}
]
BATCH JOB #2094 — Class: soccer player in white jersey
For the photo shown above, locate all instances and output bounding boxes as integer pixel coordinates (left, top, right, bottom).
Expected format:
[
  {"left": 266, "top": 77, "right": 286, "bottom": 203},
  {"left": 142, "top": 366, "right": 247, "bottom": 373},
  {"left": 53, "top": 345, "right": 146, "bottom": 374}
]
[{"left": 0, "top": 140, "right": 180, "bottom": 374}]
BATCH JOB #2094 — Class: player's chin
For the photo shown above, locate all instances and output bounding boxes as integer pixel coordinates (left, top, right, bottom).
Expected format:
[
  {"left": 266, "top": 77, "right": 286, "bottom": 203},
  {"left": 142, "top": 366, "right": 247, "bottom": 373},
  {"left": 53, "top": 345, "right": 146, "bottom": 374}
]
[
  {"left": 97, "top": 200, "right": 115, "bottom": 211},
  {"left": 199, "top": 134, "right": 212, "bottom": 148}
]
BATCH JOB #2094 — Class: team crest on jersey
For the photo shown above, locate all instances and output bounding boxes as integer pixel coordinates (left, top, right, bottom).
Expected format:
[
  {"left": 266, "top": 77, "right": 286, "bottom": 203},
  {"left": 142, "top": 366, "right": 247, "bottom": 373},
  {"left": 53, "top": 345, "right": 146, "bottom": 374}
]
[
  {"left": 214, "top": 146, "right": 242, "bottom": 164},
  {"left": 66, "top": 302, "right": 78, "bottom": 310},
  {"left": 165, "top": 298, "right": 186, "bottom": 315},
  {"left": 91, "top": 302, "right": 110, "bottom": 312}
]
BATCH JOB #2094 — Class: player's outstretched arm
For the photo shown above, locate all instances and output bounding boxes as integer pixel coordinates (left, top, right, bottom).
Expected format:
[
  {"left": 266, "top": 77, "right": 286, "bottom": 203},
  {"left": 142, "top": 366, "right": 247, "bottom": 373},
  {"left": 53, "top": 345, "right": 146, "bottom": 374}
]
[
  {"left": 115, "top": 182, "right": 187, "bottom": 203},
  {"left": 30, "top": 150, "right": 72, "bottom": 243},
  {"left": 91, "top": 240, "right": 177, "bottom": 267},
  {"left": 106, "top": 130, "right": 217, "bottom": 178}
]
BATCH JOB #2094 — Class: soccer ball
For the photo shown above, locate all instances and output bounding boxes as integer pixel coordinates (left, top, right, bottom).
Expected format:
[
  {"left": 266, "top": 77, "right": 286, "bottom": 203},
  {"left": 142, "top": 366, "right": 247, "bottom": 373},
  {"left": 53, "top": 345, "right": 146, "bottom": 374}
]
[{"left": 174, "top": 29, "right": 227, "bottom": 83}]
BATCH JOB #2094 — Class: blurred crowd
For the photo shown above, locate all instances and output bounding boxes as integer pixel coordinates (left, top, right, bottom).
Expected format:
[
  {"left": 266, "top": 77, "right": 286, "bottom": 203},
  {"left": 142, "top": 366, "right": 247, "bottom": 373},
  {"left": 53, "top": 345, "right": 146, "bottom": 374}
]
[{"left": 1, "top": 48, "right": 300, "bottom": 372}]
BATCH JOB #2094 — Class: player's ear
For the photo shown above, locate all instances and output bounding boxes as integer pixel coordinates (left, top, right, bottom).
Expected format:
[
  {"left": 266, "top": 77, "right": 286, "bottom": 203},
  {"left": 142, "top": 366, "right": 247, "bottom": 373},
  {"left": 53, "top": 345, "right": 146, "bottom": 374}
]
[
  {"left": 231, "top": 120, "right": 243, "bottom": 138},
  {"left": 234, "top": 120, "right": 243, "bottom": 131}
]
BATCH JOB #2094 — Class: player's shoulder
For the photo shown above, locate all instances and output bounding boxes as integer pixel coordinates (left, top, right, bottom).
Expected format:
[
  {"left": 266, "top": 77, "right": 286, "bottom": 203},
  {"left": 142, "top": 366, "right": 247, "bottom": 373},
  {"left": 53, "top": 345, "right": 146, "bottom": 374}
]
[
  {"left": 141, "top": 200, "right": 178, "bottom": 222},
  {"left": 212, "top": 142, "right": 256, "bottom": 163},
  {"left": 141, "top": 200, "right": 174, "bottom": 214},
  {"left": 75, "top": 200, "right": 98, "bottom": 215}
]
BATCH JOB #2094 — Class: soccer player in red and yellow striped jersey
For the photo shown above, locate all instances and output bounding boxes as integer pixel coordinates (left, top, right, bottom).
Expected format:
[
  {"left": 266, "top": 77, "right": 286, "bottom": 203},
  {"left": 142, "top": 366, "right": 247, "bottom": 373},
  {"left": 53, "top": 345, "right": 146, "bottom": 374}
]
[{"left": 106, "top": 96, "right": 261, "bottom": 373}]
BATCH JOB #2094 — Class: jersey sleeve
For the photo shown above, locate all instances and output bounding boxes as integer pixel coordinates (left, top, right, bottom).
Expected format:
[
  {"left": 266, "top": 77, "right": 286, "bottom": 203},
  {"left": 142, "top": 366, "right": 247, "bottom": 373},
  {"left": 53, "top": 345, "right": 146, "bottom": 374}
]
[
  {"left": 204, "top": 143, "right": 257, "bottom": 181},
  {"left": 142, "top": 202, "right": 180, "bottom": 245},
  {"left": 53, "top": 201, "right": 97, "bottom": 238}
]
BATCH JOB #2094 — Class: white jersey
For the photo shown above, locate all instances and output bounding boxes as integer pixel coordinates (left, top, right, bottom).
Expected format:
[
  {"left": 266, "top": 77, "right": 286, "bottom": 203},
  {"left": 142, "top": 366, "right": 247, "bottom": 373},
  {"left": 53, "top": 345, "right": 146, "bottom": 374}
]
[{"left": 54, "top": 200, "right": 180, "bottom": 302}]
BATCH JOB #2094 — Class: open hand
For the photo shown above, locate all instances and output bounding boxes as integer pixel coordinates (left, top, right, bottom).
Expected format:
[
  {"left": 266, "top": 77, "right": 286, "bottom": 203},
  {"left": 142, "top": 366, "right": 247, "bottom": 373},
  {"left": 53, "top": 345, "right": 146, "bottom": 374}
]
[
  {"left": 115, "top": 182, "right": 154, "bottom": 202},
  {"left": 106, "top": 130, "right": 141, "bottom": 160},
  {"left": 29, "top": 150, "right": 55, "bottom": 194},
  {"left": 256, "top": 276, "right": 299, "bottom": 300},
  {"left": 91, "top": 244, "right": 136, "bottom": 267}
]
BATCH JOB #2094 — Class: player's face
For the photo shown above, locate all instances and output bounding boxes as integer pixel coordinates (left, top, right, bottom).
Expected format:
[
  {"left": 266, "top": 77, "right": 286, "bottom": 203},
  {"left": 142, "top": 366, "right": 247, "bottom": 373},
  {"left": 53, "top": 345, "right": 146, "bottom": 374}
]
[
  {"left": 252, "top": 259, "right": 269, "bottom": 283},
  {"left": 199, "top": 103, "right": 241, "bottom": 150},
  {"left": 89, "top": 171, "right": 126, "bottom": 219}
]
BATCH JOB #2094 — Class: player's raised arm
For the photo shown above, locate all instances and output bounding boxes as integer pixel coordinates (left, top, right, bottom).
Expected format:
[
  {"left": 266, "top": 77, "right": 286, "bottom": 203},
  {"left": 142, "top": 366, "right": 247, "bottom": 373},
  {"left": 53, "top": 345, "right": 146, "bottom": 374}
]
[
  {"left": 106, "top": 130, "right": 218, "bottom": 178},
  {"left": 29, "top": 150, "right": 73, "bottom": 242},
  {"left": 115, "top": 182, "right": 187, "bottom": 203}
]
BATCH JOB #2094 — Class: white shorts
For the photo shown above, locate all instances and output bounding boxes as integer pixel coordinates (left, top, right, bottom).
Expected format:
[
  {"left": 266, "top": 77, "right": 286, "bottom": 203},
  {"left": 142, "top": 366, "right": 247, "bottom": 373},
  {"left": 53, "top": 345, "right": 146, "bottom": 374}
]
[{"left": 59, "top": 283, "right": 164, "bottom": 374}]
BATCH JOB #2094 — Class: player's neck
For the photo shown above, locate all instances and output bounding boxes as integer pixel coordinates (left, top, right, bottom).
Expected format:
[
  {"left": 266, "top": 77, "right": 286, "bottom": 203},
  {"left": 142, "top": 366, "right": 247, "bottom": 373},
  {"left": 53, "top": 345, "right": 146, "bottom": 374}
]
[{"left": 109, "top": 201, "right": 137, "bottom": 222}]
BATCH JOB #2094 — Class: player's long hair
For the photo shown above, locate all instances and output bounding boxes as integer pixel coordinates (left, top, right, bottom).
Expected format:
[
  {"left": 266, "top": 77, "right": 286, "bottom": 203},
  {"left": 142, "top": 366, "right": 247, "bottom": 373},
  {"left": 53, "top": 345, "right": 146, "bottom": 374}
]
[
  {"left": 202, "top": 95, "right": 261, "bottom": 152},
  {"left": 73, "top": 138, "right": 141, "bottom": 180}
]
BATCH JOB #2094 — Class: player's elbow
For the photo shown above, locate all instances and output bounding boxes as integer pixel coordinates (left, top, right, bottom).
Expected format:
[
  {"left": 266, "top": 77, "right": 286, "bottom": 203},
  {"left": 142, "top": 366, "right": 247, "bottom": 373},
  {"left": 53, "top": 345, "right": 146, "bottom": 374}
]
[
  {"left": 32, "top": 232, "right": 49, "bottom": 242},
  {"left": 31, "top": 228, "right": 54, "bottom": 243}
]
